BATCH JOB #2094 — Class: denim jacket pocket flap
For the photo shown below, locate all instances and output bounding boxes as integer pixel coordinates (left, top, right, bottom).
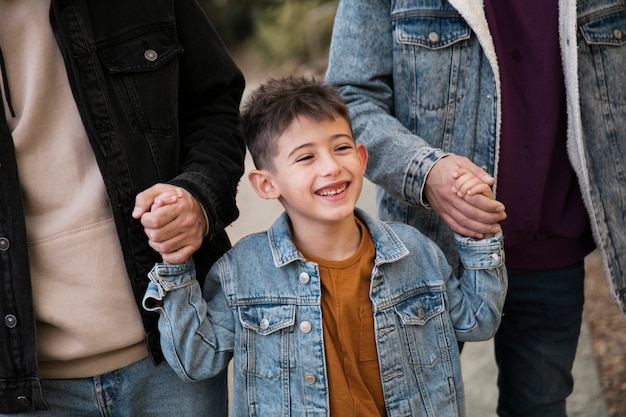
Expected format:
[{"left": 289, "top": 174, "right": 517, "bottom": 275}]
[
  {"left": 394, "top": 15, "right": 470, "bottom": 50},
  {"left": 99, "top": 30, "right": 184, "bottom": 73},
  {"left": 580, "top": 9, "right": 626, "bottom": 46},
  {"left": 239, "top": 304, "right": 296, "bottom": 336},
  {"left": 395, "top": 291, "right": 445, "bottom": 326}
]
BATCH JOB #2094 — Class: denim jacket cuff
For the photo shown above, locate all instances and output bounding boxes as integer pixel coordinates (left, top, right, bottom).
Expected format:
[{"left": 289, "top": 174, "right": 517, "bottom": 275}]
[
  {"left": 454, "top": 232, "right": 505, "bottom": 269},
  {"left": 404, "top": 149, "right": 450, "bottom": 208},
  {"left": 144, "top": 259, "right": 197, "bottom": 308}
]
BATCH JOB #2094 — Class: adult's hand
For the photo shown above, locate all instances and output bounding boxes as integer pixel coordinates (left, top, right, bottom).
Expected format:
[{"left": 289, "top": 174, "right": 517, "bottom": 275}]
[
  {"left": 424, "top": 155, "right": 506, "bottom": 239},
  {"left": 132, "top": 183, "right": 208, "bottom": 264}
]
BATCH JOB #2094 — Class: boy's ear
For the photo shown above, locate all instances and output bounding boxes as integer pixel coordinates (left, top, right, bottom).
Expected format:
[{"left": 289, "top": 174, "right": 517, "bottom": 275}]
[
  {"left": 356, "top": 143, "right": 368, "bottom": 174},
  {"left": 248, "top": 169, "right": 281, "bottom": 200}
]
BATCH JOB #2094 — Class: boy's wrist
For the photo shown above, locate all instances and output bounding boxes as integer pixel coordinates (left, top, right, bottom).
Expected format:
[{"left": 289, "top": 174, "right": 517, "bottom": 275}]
[
  {"left": 454, "top": 232, "right": 505, "bottom": 269},
  {"left": 147, "top": 259, "right": 197, "bottom": 297}
]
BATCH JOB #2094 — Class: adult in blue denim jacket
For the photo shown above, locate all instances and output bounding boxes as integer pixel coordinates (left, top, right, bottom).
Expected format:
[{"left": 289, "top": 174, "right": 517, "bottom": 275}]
[
  {"left": 325, "top": 0, "right": 626, "bottom": 415},
  {"left": 0, "top": 0, "right": 244, "bottom": 414},
  {"left": 144, "top": 76, "right": 507, "bottom": 417}
]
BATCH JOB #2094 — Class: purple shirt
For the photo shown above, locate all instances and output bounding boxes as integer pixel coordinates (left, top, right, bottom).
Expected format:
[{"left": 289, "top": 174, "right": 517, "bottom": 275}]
[{"left": 484, "top": 0, "right": 595, "bottom": 269}]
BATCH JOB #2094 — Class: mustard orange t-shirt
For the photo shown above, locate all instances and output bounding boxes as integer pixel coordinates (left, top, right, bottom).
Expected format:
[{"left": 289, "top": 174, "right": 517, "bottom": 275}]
[{"left": 298, "top": 219, "right": 386, "bottom": 416}]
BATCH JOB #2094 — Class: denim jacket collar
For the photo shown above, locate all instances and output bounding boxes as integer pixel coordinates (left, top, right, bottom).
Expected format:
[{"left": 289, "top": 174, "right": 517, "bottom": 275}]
[{"left": 267, "top": 208, "right": 410, "bottom": 269}]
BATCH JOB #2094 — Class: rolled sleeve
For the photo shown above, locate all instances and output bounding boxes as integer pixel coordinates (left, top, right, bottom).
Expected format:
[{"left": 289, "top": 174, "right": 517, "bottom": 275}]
[
  {"left": 143, "top": 260, "right": 197, "bottom": 309},
  {"left": 447, "top": 232, "right": 507, "bottom": 341},
  {"left": 455, "top": 232, "right": 505, "bottom": 269}
]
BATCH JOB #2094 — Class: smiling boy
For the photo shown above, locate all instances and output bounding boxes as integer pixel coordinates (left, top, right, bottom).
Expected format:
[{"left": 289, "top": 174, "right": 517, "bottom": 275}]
[{"left": 143, "top": 76, "right": 507, "bottom": 417}]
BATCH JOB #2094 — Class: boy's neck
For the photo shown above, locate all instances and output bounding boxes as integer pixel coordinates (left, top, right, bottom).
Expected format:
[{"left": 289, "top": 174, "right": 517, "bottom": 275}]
[{"left": 290, "top": 214, "right": 362, "bottom": 261}]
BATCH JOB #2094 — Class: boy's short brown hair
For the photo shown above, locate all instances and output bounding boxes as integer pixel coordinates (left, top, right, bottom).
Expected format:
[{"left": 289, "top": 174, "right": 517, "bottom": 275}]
[{"left": 240, "top": 75, "right": 351, "bottom": 171}]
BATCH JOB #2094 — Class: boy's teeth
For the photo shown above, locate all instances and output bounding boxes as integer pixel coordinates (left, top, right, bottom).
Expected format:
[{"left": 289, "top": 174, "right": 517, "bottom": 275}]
[{"left": 319, "top": 185, "right": 346, "bottom": 196}]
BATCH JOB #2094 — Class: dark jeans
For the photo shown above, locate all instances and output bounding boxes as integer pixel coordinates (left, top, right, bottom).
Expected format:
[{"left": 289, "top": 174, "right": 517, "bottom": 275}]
[{"left": 495, "top": 261, "right": 585, "bottom": 417}]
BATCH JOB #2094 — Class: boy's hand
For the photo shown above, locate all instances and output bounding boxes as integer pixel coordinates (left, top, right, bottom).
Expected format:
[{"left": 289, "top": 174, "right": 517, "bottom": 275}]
[
  {"left": 452, "top": 168, "right": 495, "bottom": 200},
  {"left": 132, "top": 184, "right": 208, "bottom": 264},
  {"left": 451, "top": 168, "right": 504, "bottom": 238},
  {"left": 150, "top": 189, "right": 183, "bottom": 211}
]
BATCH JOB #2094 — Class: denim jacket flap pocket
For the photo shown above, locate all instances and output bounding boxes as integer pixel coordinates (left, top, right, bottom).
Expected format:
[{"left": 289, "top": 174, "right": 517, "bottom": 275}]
[
  {"left": 239, "top": 304, "right": 296, "bottom": 336},
  {"left": 395, "top": 290, "right": 445, "bottom": 326},
  {"left": 99, "top": 30, "right": 184, "bottom": 73},
  {"left": 580, "top": 9, "right": 626, "bottom": 46},
  {"left": 394, "top": 14, "right": 470, "bottom": 50}
]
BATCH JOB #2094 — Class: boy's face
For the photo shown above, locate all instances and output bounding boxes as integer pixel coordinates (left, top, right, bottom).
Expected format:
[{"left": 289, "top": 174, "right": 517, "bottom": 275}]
[{"left": 249, "top": 115, "right": 368, "bottom": 230}]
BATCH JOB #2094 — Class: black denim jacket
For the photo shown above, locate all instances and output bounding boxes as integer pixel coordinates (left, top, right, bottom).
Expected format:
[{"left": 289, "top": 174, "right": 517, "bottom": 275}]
[{"left": 0, "top": 0, "right": 245, "bottom": 412}]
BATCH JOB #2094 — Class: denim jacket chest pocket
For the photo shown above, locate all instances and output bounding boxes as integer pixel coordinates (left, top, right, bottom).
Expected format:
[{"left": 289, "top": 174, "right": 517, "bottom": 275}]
[
  {"left": 579, "top": 9, "right": 626, "bottom": 106},
  {"left": 392, "top": 13, "right": 471, "bottom": 112},
  {"left": 238, "top": 304, "right": 296, "bottom": 379},
  {"left": 393, "top": 289, "right": 451, "bottom": 367},
  {"left": 98, "top": 29, "right": 183, "bottom": 135}
]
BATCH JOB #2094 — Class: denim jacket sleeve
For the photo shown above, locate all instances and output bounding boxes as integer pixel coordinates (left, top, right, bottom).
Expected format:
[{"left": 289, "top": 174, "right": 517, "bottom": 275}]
[
  {"left": 143, "top": 259, "right": 234, "bottom": 381},
  {"left": 167, "top": 0, "right": 246, "bottom": 237},
  {"left": 325, "top": 0, "right": 448, "bottom": 207},
  {"left": 446, "top": 232, "right": 507, "bottom": 341}
]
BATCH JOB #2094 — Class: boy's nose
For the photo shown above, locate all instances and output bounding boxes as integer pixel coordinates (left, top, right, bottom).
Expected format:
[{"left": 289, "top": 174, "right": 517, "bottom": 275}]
[{"left": 319, "top": 154, "right": 342, "bottom": 176}]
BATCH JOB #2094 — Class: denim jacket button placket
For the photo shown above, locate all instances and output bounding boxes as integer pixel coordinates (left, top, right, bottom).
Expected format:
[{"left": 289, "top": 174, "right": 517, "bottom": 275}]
[
  {"left": 299, "top": 321, "right": 312, "bottom": 334},
  {"left": 299, "top": 272, "right": 310, "bottom": 284},
  {"left": 5, "top": 314, "right": 17, "bottom": 328}
]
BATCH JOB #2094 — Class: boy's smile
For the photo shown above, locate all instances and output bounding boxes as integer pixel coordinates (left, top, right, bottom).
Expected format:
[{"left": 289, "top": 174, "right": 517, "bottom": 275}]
[{"left": 316, "top": 183, "right": 347, "bottom": 197}]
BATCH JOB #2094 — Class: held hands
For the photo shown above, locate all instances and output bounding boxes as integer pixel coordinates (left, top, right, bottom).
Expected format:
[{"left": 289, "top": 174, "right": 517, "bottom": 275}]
[
  {"left": 132, "top": 184, "right": 208, "bottom": 264},
  {"left": 424, "top": 155, "right": 506, "bottom": 239},
  {"left": 452, "top": 168, "right": 495, "bottom": 200}
]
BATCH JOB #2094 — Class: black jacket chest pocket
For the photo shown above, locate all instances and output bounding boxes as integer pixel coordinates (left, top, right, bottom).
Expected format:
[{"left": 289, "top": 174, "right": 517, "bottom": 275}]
[{"left": 98, "top": 29, "right": 183, "bottom": 135}]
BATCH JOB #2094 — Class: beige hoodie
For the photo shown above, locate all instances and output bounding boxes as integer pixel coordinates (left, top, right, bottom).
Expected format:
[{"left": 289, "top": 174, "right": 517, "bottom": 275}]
[{"left": 0, "top": 0, "right": 148, "bottom": 378}]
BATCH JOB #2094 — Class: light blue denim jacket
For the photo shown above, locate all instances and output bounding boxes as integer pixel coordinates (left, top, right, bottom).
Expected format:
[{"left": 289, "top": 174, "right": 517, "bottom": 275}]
[
  {"left": 325, "top": 0, "right": 626, "bottom": 314},
  {"left": 144, "top": 209, "right": 506, "bottom": 417}
]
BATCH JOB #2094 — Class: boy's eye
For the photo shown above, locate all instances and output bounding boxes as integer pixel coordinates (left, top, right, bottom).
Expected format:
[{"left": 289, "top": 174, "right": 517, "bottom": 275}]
[
  {"left": 295, "top": 155, "right": 313, "bottom": 163},
  {"left": 336, "top": 144, "right": 354, "bottom": 152}
]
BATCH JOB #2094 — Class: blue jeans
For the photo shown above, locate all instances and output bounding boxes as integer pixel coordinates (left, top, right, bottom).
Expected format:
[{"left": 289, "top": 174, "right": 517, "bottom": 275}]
[
  {"left": 3, "top": 357, "right": 228, "bottom": 417},
  {"left": 494, "top": 261, "right": 585, "bottom": 417}
]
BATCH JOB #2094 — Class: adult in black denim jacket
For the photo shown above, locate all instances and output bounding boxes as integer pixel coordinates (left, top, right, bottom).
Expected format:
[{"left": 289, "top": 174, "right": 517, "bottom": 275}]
[{"left": 0, "top": 0, "right": 244, "bottom": 414}]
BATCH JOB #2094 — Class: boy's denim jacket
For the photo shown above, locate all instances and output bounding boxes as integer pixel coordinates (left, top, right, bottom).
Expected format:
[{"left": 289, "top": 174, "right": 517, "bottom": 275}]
[
  {"left": 326, "top": 0, "right": 626, "bottom": 314},
  {"left": 144, "top": 209, "right": 506, "bottom": 417}
]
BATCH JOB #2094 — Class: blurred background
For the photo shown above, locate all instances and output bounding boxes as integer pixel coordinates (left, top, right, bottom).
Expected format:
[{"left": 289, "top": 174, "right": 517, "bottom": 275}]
[{"left": 199, "top": 0, "right": 337, "bottom": 76}]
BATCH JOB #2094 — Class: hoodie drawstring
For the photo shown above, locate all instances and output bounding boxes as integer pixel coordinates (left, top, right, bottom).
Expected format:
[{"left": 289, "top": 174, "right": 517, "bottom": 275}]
[{"left": 0, "top": 46, "right": 16, "bottom": 118}]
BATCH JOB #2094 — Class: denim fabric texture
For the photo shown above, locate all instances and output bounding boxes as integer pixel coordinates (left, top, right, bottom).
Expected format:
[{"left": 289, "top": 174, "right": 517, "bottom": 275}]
[
  {"left": 1, "top": 358, "right": 228, "bottom": 417},
  {"left": 325, "top": 0, "right": 626, "bottom": 315},
  {"left": 144, "top": 209, "right": 507, "bottom": 417},
  {"left": 0, "top": 0, "right": 244, "bottom": 412}
]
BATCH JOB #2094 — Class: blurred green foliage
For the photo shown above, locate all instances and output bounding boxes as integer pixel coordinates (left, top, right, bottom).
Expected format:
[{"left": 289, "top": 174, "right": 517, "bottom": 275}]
[
  {"left": 198, "top": 0, "right": 255, "bottom": 46},
  {"left": 198, "top": 0, "right": 337, "bottom": 65}
]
